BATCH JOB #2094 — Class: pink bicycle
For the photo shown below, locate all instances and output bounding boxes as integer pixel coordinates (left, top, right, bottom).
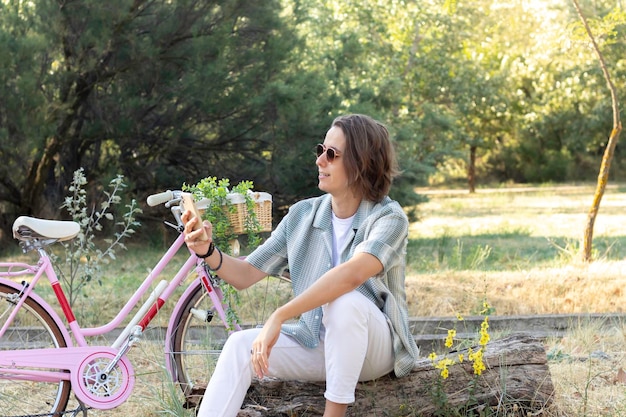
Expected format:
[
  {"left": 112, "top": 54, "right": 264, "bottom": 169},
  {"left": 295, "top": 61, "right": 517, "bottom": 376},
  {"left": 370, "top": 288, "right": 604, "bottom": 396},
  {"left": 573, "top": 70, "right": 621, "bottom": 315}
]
[{"left": 0, "top": 190, "right": 291, "bottom": 417}]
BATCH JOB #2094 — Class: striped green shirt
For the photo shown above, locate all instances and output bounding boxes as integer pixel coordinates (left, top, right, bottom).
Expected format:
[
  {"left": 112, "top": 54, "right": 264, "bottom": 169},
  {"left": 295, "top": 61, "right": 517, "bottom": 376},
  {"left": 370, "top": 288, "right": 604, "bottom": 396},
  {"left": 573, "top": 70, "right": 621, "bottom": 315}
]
[{"left": 246, "top": 193, "right": 419, "bottom": 377}]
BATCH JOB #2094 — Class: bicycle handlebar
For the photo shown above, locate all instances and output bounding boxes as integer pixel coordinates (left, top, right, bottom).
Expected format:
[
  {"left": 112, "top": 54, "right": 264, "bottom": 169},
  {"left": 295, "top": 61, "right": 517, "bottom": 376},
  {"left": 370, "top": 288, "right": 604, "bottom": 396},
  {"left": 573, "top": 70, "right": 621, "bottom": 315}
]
[
  {"left": 147, "top": 190, "right": 175, "bottom": 207},
  {"left": 147, "top": 190, "right": 211, "bottom": 211}
]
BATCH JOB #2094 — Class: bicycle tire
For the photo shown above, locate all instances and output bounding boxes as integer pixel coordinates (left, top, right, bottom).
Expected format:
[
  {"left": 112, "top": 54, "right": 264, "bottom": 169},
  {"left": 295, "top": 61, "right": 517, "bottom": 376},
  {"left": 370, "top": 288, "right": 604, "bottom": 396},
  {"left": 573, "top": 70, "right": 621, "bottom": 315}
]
[
  {"left": 168, "top": 274, "right": 292, "bottom": 401},
  {"left": 0, "top": 282, "right": 72, "bottom": 417}
]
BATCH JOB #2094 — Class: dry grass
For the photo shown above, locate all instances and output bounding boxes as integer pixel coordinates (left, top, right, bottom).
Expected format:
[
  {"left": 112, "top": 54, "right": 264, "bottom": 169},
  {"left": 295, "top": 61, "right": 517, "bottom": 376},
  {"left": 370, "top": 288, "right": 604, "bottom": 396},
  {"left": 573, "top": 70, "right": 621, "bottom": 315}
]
[
  {"left": 406, "top": 183, "right": 626, "bottom": 317},
  {"left": 405, "top": 264, "right": 626, "bottom": 317},
  {"left": 547, "top": 320, "right": 626, "bottom": 417}
]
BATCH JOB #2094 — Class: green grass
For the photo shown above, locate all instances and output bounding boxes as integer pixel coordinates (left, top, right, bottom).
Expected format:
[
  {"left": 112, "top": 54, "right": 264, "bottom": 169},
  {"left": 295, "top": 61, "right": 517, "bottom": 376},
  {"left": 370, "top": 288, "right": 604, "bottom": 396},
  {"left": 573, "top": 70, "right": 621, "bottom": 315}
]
[{"left": 407, "top": 183, "right": 626, "bottom": 274}]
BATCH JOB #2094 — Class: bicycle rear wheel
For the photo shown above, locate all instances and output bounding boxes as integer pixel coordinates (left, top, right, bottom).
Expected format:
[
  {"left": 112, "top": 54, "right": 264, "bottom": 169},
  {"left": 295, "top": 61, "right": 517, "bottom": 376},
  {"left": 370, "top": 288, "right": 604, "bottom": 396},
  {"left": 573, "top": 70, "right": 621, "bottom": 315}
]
[
  {"left": 0, "top": 282, "right": 71, "bottom": 417},
  {"left": 168, "top": 274, "right": 292, "bottom": 403}
]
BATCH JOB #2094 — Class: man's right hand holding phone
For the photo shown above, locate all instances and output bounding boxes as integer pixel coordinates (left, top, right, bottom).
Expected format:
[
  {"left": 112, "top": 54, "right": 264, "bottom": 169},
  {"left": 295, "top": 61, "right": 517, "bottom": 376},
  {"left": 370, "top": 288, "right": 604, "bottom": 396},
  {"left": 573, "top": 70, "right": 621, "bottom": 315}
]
[{"left": 180, "top": 192, "right": 214, "bottom": 258}]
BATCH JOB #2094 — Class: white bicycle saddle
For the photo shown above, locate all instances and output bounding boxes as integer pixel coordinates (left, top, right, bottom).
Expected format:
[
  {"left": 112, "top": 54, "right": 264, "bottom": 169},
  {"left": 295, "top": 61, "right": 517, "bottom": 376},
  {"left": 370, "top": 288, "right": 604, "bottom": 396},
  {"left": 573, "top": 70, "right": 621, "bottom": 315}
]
[{"left": 12, "top": 216, "right": 81, "bottom": 241}]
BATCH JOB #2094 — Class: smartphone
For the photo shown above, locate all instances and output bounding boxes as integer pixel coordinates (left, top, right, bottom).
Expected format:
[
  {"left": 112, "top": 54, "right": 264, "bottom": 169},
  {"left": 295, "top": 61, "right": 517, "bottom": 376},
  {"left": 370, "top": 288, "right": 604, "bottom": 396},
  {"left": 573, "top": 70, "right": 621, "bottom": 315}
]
[{"left": 180, "top": 192, "right": 209, "bottom": 241}]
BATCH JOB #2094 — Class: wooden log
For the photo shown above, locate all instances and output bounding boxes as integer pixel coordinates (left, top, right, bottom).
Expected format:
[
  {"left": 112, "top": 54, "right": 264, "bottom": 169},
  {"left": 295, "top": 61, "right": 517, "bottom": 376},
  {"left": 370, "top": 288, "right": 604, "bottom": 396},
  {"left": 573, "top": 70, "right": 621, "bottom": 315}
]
[{"left": 237, "top": 333, "right": 554, "bottom": 416}]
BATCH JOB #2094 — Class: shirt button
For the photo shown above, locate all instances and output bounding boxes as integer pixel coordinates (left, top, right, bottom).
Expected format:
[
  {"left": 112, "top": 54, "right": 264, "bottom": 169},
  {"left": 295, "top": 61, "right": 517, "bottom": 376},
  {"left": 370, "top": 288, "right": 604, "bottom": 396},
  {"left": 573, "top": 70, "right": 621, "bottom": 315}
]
[{"left": 314, "top": 315, "right": 319, "bottom": 319}]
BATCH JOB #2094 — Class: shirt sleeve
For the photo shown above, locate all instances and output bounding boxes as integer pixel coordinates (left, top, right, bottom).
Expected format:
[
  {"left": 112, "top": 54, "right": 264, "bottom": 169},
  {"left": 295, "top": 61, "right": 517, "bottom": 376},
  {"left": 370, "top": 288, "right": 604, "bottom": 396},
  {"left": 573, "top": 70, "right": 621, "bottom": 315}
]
[
  {"left": 245, "top": 217, "right": 289, "bottom": 277},
  {"left": 354, "top": 204, "right": 408, "bottom": 274}
]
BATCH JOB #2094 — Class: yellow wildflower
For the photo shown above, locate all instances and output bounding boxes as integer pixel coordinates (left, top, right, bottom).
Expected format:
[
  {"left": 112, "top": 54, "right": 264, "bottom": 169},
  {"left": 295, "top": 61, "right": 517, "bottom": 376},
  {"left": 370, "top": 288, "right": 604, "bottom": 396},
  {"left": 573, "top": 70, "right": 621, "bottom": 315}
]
[
  {"left": 474, "top": 359, "right": 486, "bottom": 375},
  {"left": 469, "top": 347, "right": 486, "bottom": 375},
  {"left": 435, "top": 357, "right": 454, "bottom": 379},
  {"left": 479, "top": 316, "right": 490, "bottom": 346},
  {"left": 445, "top": 329, "right": 456, "bottom": 348},
  {"left": 480, "top": 301, "right": 492, "bottom": 315}
]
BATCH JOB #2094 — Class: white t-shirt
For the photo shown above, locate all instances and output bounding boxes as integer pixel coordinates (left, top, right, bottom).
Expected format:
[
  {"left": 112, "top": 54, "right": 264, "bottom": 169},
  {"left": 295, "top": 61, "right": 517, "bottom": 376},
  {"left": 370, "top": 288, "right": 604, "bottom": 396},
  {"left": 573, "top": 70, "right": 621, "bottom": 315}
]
[{"left": 331, "top": 212, "right": 355, "bottom": 266}]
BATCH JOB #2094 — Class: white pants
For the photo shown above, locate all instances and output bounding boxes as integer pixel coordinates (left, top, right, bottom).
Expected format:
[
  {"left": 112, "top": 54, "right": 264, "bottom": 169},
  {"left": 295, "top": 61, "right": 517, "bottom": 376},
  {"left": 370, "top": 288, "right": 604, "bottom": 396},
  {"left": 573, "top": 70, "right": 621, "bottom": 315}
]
[{"left": 196, "top": 290, "right": 395, "bottom": 417}]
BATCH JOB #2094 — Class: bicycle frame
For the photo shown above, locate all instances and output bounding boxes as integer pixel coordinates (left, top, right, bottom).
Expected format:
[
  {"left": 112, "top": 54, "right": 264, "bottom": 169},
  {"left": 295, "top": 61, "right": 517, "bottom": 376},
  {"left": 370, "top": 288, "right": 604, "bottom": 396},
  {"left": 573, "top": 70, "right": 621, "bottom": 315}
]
[{"left": 0, "top": 201, "right": 240, "bottom": 410}]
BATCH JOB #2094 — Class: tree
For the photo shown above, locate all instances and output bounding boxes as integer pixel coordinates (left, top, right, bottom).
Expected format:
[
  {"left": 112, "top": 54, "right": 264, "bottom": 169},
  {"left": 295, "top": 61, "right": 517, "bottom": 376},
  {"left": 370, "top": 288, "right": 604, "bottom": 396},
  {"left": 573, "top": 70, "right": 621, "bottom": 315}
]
[
  {"left": 287, "top": 0, "right": 443, "bottom": 209},
  {"left": 570, "top": 0, "right": 623, "bottom": 262},
  {"left": 0, "top": 0, "right": 310, "bottom": 236}
]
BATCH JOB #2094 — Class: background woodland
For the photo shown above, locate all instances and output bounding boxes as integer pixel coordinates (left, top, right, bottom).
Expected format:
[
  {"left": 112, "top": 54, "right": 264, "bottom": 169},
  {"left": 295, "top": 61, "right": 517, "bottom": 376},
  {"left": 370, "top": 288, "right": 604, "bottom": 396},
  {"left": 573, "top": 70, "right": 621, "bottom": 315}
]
[{"left": 1, "top": 0, "right": 625, "bottom": 246}]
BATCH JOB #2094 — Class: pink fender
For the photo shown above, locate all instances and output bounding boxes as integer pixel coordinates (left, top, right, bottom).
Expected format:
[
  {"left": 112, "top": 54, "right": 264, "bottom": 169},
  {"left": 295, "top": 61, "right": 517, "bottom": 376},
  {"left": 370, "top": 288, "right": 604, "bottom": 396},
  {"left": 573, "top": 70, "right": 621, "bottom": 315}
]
[
  {"left": 0, "top": 277, "right": 73, "bottom": 347},
  {"left": 163, "top": 277, "right": 203, "bottom": 378}
]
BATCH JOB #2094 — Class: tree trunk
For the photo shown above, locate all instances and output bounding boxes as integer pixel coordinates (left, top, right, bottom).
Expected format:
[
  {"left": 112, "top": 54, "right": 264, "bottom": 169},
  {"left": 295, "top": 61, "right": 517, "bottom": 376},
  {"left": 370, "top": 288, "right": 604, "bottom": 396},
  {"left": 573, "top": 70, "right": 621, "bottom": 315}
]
[
  {"left": 22, "top": 136, "right": 62, "bottom": 217},
  {"left": 212, "top": 333, "right": 553, "bottom": 416},
  {"left": 571, "top": 0, "right": 623, "bottom": 262},
  {"left": 467, "top": 144, "right": 477, "bottom": 194},
  {"left": 582, "top": 124, "right": 621, "bottom": 262}
]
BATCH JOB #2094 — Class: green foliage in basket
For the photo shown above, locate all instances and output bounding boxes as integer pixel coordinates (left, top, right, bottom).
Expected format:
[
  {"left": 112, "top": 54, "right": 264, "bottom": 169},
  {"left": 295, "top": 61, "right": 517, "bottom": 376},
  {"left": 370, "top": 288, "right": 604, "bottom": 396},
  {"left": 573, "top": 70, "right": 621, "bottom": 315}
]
[
  {"left": 183, "top": 177, "right": 263, "bottom": 251},
  {"left": 182, "top": 176, "right": 265, "bottom": 329}
]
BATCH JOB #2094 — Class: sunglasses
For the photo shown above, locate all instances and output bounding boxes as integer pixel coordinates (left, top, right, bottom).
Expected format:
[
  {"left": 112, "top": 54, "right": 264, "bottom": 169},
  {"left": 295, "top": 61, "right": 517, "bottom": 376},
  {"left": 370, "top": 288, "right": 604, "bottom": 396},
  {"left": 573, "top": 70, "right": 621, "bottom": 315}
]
[{"left": 316, "top": 143, "right": 342, "bottom": 162}]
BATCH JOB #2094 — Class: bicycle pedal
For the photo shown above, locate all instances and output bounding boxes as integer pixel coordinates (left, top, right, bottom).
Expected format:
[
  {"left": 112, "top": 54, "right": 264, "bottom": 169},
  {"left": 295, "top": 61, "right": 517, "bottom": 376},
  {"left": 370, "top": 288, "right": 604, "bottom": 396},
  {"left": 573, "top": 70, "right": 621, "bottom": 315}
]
[{"left": 190, "top": 308, "right": 214, "bottom": 323}]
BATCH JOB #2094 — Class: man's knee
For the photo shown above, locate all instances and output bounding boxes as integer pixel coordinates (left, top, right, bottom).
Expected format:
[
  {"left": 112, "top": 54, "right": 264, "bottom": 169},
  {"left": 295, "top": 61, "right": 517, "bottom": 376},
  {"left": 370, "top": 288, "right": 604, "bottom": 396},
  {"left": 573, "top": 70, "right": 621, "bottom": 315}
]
[
  {"left": 323, "top": 291, "right": 370, "bottom": 328},
  {"left": 222, "top": 328, "right": 258, "bottom": 355}
]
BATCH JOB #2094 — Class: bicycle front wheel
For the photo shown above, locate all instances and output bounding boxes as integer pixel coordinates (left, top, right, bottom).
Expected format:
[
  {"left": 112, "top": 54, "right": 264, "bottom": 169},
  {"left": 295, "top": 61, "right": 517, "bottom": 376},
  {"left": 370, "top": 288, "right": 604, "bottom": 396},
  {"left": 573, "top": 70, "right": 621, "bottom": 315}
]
[
  {"left": 0, "top": 282, "right": 71, "bottom": 417},
  {"left": 168, "top": 274, "right": 292, "bottom": 402}
]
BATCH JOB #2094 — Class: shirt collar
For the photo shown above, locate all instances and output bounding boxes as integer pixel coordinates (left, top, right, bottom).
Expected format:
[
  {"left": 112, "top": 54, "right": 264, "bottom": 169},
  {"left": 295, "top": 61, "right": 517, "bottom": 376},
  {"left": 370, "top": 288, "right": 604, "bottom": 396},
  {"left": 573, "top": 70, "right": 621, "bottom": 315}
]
[{"left": 313, "top": 194, "right": 381, "bottom": 231}]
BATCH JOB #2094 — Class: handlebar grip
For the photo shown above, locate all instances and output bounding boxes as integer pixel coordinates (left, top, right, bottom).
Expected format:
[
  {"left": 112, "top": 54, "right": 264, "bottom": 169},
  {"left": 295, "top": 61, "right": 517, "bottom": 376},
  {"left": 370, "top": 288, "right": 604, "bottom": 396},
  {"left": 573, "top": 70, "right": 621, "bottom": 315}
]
[{"left": 147, "top": 190, "right": 174, "bottom": 207}]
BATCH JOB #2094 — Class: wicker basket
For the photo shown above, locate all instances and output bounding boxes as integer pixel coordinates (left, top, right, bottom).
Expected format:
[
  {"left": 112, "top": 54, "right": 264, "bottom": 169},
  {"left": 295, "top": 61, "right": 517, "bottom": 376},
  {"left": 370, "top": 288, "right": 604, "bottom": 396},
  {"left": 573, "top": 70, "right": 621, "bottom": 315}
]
[{"left": 225, "top": 191, "right": 272, "bottom": 234}]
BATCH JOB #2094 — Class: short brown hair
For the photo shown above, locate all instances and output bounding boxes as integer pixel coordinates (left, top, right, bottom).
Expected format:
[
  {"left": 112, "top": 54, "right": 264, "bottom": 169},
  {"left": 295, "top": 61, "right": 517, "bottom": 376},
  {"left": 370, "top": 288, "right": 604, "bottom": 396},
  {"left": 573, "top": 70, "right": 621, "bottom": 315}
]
[{"left": 332, "top": 114, "right": 399, "bottom": 203}]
